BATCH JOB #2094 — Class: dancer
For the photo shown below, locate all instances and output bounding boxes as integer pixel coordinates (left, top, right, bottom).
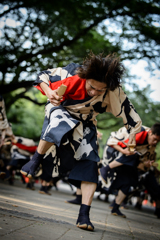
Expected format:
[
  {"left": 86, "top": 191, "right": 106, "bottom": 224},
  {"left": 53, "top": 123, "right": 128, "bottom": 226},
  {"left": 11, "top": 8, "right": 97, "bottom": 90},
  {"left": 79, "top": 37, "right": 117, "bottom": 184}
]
[
  {"left": 100, "top": 123, "right": 160, "bottom": 217},
  {"left": 6, "top": 135, "right": 37, "bottom": 186},
  {"left": 21, "top": 52, "right": 141, "bottom": 231},
  {"left": 0, "top": 95, "right": 14, "bottom": 148},
  {"left": 0, "top": 95, "right": 14, "bottom": 178}
]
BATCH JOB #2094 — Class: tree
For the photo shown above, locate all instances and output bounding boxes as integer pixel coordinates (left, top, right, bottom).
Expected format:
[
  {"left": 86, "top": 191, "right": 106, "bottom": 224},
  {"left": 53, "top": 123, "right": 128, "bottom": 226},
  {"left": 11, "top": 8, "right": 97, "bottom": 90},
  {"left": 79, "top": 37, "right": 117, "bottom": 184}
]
[{"left": 0, "top": 0, "right": 160, "bottom": 108}]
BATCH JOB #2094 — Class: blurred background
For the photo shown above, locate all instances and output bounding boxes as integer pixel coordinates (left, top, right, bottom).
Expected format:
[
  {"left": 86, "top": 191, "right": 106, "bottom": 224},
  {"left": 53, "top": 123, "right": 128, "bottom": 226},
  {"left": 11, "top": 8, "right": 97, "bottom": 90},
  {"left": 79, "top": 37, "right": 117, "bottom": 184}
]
[{"left": 0, "top": 0, "right": 160, "bottom": 162}]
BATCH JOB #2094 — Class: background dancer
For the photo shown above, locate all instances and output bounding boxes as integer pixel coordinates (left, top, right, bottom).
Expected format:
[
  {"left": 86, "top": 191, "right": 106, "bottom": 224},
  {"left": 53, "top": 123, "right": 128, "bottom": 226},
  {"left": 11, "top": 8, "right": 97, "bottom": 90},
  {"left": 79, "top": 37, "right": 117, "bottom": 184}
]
[{"left": 100, "top": 123, "right": 160, "bottom": 218}]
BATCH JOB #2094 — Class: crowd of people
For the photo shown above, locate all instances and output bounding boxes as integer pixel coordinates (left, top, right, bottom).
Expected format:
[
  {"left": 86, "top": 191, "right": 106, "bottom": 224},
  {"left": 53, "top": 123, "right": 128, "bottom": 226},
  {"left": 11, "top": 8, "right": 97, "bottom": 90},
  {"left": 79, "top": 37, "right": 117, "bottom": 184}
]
[{"left": 1, "top": 52, "right": 160, "bottom": 232}]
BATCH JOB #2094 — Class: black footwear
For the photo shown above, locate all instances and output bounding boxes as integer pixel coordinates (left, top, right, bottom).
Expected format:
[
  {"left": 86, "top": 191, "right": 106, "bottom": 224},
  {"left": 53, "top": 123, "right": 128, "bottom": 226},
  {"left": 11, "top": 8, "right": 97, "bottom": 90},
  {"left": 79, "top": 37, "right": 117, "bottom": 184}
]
[
  {"left": 109, "top": 201, "right": 115, "bottom": 209},
  {"left": 76, "top": 204, "right": 94, "bottom": 231},
  {"left": 47, "top": 185, "right": 53, "bottom": 192},
  {"left": 4, "top": 170, "right": 11, "bottom": 181},
  {"left": 120, "top": 202, "right": 128, "bottom": 209},
  {"left": 0, "top": 171, "right": 6, "bottom": 179},
  {"left": 20, "top": 151, "right": 44, "bottom": 178},
  {"left": 65, "top": 195, "right": 82, "bottom": 205},
  {"left": 39, "top": 186, "right": 51, "bottom": 195},
  {"left": 111, "top": 208, "right": 126, "bottom": 218},
  {"left": 21, "top": 160, "right": 40, "bottom": 178},
  {"left": 111, "top": 203, "right": 126, "bottom": 218},
  {"left": 26, "top": 182, "right": 35, "bottom": 190}
]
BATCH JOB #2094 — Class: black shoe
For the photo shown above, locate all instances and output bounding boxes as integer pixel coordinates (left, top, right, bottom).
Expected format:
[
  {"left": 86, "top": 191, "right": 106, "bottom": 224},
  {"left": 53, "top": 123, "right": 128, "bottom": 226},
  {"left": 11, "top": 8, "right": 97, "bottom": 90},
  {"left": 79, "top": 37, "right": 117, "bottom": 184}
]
[
  {"left": 120, "top": 202, "right": 128, "bottom": 209},
  {"left": 20, "top": 158, "right": 41, "bottom": 178},
  {"left": 111, "top": 207, "right": 126, "bottom": 218},
  {"left": 4, "top": 170, "right": 11, "bottom": 181},
  {"left": 0, "top": 171, "right": 6, "bottom": 179},
  {"left": 109, "top": 201, "right": 115, "bottom": 209},
  {"left": 76, "top": 204, "right": 94, "bottom": 231},
  {"left": 65, "top": 195, "right": 82, "bottom": 205},
  {"left": 26, "top": 182, "right": 35, "bottom": 190},
  {"left": 76, "top": 213, "right": 94, "bottom": 231},
  {"left": 47, "top": 185, "right": 53, "bottom": 192},
  {"left": 76, "top": 215, "right": 94, "bottom": 231},
  {"left": 39, "top": 186, "right": 51, "bottom": 195}
]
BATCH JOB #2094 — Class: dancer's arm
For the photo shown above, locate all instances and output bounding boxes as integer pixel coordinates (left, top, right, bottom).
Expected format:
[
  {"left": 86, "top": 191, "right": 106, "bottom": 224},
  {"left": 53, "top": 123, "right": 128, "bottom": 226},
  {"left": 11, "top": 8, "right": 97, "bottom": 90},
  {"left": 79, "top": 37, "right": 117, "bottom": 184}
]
[
  {"left": 112, "top": 144, "right": 135, "bottom": 156},
  {"left": 39, "top": 82, "right": 63, "bottom": 106}
]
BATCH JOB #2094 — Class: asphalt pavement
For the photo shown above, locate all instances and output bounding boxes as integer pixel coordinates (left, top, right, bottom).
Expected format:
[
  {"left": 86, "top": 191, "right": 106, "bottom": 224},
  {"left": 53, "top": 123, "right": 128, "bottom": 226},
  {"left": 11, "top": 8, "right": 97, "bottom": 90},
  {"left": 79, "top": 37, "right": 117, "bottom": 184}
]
[{"left": 0, "top": 179, "right": 160, "bottom": 240}]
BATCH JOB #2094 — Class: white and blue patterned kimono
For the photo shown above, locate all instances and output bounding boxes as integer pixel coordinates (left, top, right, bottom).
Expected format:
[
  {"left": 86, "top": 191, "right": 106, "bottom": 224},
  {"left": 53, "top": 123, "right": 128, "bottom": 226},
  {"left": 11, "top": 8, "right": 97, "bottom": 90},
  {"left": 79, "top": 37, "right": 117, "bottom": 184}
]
[{"left": 33, "top": 63, "right": 142, "bottom": 186}]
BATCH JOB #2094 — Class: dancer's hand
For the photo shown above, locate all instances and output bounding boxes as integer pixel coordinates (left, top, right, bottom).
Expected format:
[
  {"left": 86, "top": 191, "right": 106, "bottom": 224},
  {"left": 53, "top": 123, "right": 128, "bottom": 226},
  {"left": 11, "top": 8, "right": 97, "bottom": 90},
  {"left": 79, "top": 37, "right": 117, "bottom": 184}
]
[
  {"left": 46, "top": 88, "right": 63, "bottom": 106},
  {"left": 122, "top": 148, "right": 135, "bottom": 156},
  {"left": 128, "top": 133, "right": 136, "bottom": 152},
  {"left": 144, "top": 160, "right": 155, "bottom": 168},
  {"left": 39, "top": 82, "right": 65, "bottom": 106}
]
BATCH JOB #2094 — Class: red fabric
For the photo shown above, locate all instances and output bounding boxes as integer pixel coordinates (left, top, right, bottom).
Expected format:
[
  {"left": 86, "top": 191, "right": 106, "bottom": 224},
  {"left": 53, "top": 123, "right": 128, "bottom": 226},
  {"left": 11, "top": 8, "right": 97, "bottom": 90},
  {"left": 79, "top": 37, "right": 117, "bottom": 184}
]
[
  {"left": 12, "top": 142, "right": 37, "bottom": 153},
  {"left": 35, "top": 75, "right": 88, "bottom": 101},
  {"left": 118, "top": 131, "right": 148, "bottom": 148}
]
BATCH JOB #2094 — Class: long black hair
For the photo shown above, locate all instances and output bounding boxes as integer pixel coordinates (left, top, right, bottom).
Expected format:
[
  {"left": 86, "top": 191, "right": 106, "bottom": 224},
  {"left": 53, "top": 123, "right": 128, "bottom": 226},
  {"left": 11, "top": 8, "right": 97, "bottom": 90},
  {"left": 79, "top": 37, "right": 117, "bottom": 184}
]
[{"left": 76, "top": 52, "right": 125, "bottom": 91}]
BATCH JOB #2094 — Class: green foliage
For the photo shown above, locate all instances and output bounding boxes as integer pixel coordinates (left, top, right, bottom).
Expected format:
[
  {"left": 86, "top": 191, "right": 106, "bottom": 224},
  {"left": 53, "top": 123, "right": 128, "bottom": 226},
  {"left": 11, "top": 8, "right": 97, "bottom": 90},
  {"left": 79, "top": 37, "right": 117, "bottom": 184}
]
[
  {"left": 157, "top": 159, "right": 160, "bottom": 171},
  {"left": 0, "top": 0, "right": 160, "bottom": 103},
  {"left": 126, "top": 85, "right": 160, "bottom": 127},
  {"left": 7, "top": 89, "right": 46, "bottom": 141}
]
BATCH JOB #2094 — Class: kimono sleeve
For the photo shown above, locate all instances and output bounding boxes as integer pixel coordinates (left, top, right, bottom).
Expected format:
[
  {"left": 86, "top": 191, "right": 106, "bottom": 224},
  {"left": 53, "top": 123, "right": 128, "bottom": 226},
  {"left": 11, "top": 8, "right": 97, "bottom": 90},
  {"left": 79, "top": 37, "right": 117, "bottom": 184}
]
[
  {"left": 108, "top": 86, "right": 142, "bottom": 135},
  {"left": 33, "top": 63, "right": 80, "bottom": 95},
  {"left": 107, "top": 126, "right": 129, "bottom": 146}
]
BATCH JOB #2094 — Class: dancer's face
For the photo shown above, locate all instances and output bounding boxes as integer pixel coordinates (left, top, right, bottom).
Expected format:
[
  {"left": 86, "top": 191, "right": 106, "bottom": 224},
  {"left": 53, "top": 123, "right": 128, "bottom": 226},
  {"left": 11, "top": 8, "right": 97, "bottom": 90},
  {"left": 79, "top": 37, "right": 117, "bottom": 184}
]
[
  {"left": 86, "top": 79, "right": 107, "bottom": 97},
  {"left": 148, "top": 130, "right": 160, "bottom": 146}
]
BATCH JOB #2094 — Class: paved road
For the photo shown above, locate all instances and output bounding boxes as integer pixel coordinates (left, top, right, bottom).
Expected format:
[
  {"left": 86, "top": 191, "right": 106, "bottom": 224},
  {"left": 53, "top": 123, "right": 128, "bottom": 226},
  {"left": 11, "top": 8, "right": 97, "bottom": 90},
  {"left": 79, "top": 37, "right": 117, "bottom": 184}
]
[{"left": 0, "top": 180, "right": 160, "bottom": 240}]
